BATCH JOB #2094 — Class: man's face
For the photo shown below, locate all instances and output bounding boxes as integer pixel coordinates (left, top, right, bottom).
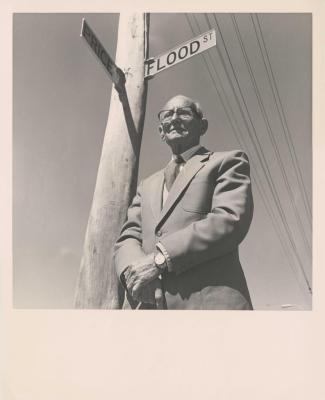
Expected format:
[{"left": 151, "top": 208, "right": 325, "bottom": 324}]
[{"left": 158, "top": 96, "right": 206, "bottom": 151}]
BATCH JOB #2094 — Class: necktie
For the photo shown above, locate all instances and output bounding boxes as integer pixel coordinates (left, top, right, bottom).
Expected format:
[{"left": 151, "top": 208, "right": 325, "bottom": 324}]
[{"left": 164, "top": 155, "right": 185, "bottom": 192}]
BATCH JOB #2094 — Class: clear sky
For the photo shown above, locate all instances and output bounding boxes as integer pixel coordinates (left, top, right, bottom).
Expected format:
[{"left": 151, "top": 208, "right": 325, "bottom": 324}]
[{"left": 13, "top": 13, "right": 312, "bottom": 309}]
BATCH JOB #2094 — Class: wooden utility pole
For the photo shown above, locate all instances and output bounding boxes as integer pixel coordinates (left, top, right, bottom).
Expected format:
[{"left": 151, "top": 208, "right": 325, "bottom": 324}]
[{"left": 74, "top": 13, "right": 149, "bottom": 308}]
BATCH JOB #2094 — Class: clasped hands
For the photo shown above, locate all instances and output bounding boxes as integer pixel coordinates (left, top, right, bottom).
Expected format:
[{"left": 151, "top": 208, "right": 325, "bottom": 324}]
[{"left": 124, "top": 253, "right": 163, "bottom": 307}]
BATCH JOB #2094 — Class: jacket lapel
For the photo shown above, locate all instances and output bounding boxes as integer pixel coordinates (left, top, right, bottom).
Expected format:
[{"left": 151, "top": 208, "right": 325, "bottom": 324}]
[
  {"left": 149, "top": 170, "right": 165, "bottom": 223},
  {"left": 156, "top": 148, "right": 212, "bottom": 228}
]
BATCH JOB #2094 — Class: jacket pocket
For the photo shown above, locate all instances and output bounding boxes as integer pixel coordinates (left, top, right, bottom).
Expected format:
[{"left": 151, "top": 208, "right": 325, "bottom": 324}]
[{"left": 182, "top": 180, "right": 214, "bottom": 214}]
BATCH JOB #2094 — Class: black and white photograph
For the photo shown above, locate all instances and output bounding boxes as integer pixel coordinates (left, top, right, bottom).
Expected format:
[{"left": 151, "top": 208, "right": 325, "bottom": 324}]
[
  {"left": 2, "top": 2, "right": 325, "bottom": 399},
  {"left": 13, "top": 13, "right": 312, "bottom": 310}
]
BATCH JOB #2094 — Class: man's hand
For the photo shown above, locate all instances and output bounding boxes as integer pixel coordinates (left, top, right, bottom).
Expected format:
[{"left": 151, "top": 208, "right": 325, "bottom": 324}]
[
  {"left": 133, "top": 279, "right": 164, "bottom": 308},
  {"left": 124, "top": 253, "right": 161, "bottom": 302}
]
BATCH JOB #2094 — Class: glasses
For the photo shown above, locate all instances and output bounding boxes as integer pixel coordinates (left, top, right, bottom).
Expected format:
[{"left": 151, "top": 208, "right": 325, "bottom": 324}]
[{"left": 158, "top": 107, "right": 200, "bottom": 123}]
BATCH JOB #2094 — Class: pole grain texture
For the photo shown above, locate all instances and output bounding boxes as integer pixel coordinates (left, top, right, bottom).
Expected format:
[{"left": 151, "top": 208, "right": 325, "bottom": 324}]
[{"left": 74, "top": 13, "right": 149, "bottom": 308}]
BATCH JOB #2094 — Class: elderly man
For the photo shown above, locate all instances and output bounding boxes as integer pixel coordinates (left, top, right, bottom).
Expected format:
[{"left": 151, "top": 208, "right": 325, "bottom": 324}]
[{"left": 114, "top": 95, "right": 253, "bottom": 310}]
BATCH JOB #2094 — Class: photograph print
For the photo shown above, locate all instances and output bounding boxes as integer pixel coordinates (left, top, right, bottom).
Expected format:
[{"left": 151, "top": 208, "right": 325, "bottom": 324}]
[{"left": 13, "top": 12, "right": 312, "bottom": 310}]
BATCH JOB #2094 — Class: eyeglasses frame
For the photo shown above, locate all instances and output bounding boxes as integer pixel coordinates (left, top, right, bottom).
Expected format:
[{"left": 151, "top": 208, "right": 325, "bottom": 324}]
[{"left": 158, "top": 106, "right": 202, "bottom": 123}]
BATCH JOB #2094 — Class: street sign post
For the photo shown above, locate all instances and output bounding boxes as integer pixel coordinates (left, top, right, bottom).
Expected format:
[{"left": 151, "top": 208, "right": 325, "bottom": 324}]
[
  {"left": 145, "top": 29, "right": 216, "bottom": 78},
  {"left": 75, "top": 14, "right": 149, "bottom": 309},
  {"left": 80, "top": 18, "right": 124, "bottom": 88}
]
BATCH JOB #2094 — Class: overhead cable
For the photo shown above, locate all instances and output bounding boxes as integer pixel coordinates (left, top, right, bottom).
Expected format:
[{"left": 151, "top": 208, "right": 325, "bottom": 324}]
[
  {"left": 252, "top": 14, "right": 312, "bottom": 223},
  {"left": 209, "top": 13, "right": 312, "bottom": 294},
  {"left": 185, "top": 14, "right": 310, "bottom": 299},
  {"left": 231, "top": 14, "right": 311, "bottom": 256}
]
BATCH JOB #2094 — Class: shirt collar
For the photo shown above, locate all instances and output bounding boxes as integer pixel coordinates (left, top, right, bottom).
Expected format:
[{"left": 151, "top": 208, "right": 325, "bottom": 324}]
[{"left": 171, "top": 144, "right": 202, "bottom": 163}]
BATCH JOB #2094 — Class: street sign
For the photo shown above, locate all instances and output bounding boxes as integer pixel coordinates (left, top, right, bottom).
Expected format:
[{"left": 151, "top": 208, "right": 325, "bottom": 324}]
[
  {"left": 80, "top": 18, "right": 124, "bottom": 87},
  {"left": 145, "top": 29, "right": 216, "bottom": 78}
]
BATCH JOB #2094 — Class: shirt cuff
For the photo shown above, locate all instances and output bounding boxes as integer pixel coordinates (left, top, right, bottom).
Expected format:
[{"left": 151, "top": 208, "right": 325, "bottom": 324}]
[
  {"left": 120, "top": 267, "right": 129, "bottom": 290},
  {"left": 156, "top": 242, "right": 173, "bottom": 272}
]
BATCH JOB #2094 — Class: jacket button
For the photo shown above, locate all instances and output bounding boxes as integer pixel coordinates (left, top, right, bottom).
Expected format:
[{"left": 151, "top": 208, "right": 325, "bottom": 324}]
[{"left": 156, "top": 230, "right": 162, "bottom": 237}]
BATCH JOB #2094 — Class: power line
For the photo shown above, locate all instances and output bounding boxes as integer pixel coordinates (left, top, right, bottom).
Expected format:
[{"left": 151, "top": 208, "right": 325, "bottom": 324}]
[
  {"left": 185, "top": 14, "right": 310, "bottom": 299},
  {"left": 206, "top": 13, "right": 311, "bottom": 294},
  {"left": 231, "top": 14, "right": 311, "bottom": 256},
  {"left": 252, "top": 14, "right": 312, "bottom": 223}
]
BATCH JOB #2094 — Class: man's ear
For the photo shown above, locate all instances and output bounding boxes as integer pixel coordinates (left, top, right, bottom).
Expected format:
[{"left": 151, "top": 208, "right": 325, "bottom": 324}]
[
  {"left": 158, "top": 125, "right": 166, "bottom": 141},
  {"left": 200, "top": 118, "right": 208, "bottom": 136}
]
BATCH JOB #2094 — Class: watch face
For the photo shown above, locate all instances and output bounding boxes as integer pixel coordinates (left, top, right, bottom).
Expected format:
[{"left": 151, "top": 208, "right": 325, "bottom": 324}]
[{"left": 155, "top": 253, "right": 165, "bottom": 265}]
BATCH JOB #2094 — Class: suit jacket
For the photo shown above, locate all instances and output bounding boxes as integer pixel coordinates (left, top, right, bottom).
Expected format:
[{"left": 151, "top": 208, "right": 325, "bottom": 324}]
[{"left": 114, "top": 147, "right": 254, "bottom": 310}]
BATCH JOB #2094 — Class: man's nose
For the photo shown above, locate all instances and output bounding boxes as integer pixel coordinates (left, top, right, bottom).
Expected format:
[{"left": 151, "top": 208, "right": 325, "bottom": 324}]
[{"left": 170, "top": 110, "right": 180, "bottom": 121}]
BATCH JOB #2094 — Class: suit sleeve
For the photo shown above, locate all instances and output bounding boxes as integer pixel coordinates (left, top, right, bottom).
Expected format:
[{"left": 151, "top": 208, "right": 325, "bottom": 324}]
[
  {"left": 114, "top": 181, "right": 146, "bottom": 280},
  {"left": 159, "top": 151, "right": 254, "bottom": 275}
]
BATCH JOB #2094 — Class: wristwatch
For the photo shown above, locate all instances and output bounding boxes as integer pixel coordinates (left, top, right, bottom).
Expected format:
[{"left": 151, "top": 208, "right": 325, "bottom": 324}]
[{"left": 154, "top": 252, "right": 167, "bottom": 272}]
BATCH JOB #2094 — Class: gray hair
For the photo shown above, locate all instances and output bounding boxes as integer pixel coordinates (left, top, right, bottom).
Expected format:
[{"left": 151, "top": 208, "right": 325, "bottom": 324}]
[{"left": 192, "top": 101, "right": 203, "bottom": 119}]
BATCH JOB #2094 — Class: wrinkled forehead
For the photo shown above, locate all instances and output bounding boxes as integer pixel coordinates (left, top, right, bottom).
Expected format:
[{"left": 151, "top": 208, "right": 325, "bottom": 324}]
[{"left": 162, "top": 96, "right": 195, "bottom": 111}]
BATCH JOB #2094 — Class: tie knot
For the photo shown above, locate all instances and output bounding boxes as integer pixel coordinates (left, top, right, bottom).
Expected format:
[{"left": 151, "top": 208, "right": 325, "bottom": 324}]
[{"left": 174, "top": 155, "right": 184, "bottom": 164}]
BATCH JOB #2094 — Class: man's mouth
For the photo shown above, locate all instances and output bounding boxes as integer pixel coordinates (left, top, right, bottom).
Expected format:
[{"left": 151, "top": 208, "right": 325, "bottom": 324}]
[{"left": 168, "top": 126, "right": 185, "bottom": 134}]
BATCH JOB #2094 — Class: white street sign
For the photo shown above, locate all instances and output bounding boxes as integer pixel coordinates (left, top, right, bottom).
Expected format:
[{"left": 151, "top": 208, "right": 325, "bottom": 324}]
[
  {"left": 80, "top": 18, "right": 123, "bottom": 87},
  {"left": 145, "top": 29, "right": 216, "bottom": 78}
]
